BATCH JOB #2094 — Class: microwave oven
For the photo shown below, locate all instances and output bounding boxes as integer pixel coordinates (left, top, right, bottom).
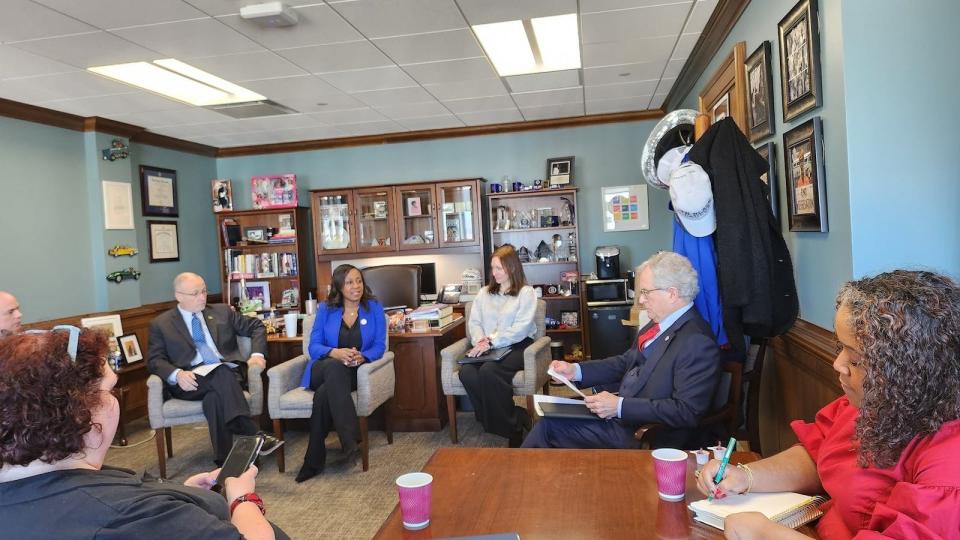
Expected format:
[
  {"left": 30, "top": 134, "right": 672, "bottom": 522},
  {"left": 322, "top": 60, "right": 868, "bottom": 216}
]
[{"left": 584, "top": 279, "right": 631, "bottom": 306}]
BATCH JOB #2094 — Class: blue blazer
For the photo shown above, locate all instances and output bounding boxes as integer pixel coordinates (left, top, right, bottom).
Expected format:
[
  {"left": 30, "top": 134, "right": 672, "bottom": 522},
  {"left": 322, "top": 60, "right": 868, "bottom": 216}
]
[{"left": 300, "top": 299, "right": 387, "bottom": 388}]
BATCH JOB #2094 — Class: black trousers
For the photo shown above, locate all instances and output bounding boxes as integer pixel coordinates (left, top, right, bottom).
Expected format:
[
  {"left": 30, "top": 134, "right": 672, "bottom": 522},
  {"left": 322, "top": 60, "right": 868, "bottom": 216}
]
[
  {"left": 168, "top": 365, "right": 258, "bottom": 463},
  {"left": 303, "top": 358, "right": 360, "bottom": 468},
  {"left": 458, "top": 337, "right": 533, "bottom": 438}
]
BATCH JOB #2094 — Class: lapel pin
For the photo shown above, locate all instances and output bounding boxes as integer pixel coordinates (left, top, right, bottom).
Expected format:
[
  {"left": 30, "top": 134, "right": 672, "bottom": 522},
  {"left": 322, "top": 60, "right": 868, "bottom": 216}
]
[
  {"left": 664, "top": 336, "right": 670, "bottom": 341},
  {"left": 360, "top": 318, "right": 367, "bottom": 325}
]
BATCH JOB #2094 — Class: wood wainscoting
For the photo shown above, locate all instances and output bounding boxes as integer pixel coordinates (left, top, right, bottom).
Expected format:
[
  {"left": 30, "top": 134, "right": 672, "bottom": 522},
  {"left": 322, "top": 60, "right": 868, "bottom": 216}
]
[{"left": 758, "top": 319, "right": 842, "bottom": 455}]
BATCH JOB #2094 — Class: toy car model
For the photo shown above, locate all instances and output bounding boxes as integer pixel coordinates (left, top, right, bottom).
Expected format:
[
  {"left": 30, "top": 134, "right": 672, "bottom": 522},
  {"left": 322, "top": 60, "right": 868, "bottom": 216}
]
[
  {"left": 108, "top": 245, "right": 138, "bottom": 257},
  {"left": 106, "top": 267, "right": 141, "bottom": 283}
]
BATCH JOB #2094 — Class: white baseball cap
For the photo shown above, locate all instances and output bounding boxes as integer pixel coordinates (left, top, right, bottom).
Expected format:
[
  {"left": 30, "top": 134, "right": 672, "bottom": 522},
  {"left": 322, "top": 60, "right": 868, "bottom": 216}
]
[
  {"left": 656, "top": 145, "right": 691, "bottom": 187},
  {"left": 669, "top": 162, "right": 716, "bottom": 237}
]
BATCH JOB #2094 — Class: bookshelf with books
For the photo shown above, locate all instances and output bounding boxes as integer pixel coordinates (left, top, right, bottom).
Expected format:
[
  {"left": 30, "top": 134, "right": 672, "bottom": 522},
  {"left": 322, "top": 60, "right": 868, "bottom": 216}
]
[{"left": 215, "top": 207, "right": 314, "bottom": 314}]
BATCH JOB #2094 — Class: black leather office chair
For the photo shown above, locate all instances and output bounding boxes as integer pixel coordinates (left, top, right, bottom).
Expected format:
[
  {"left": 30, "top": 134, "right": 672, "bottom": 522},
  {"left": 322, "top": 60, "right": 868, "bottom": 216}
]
[{"left": 361, "top": 265, "right": 421, "bottom": 309}]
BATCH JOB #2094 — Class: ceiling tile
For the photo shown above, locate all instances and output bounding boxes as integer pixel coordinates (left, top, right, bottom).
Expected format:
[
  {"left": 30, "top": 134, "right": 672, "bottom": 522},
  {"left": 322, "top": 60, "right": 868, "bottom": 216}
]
[
  {"left": 456, "top": 108, "right": 523, "bottom": 126},
  {"left": 650, "top": 92, "right": 667, "bottom": 109},
  {"left": 111, "top": 18, "right": 261, "bottom": 58},
  {"left": 520, "top": 101, "right": 584, "bottom": 121},
  {"left": 585, "top": 96, "right": 651, "bottom": 114},
  {"left": 180, "top": 0, "right": 250, "bottom": 17},
  {"left": 267, "top": 125, "right": 340, "bottom": 143},
  {"left": 0, "top": 1, "right": 95, "bottom": 42},
  {"left": 673, "top": 33, "right": 700, "bottom": 60},
  {"left": 319, "top": 66, "right": 417, "bottom": 93},
  {"left": 374, "top": 29, "right": 483, "bottom": 65},
  {"left": 455, "top": 0, "right": 575, "bottom": 25},
  {"left": 685, "top": 0, "right": 719, "bottom": 34},
  {"left": 328, "top": 0, "right": 466, "bottom": 39},
  {"left": 505, "top": 70, "right": 580, "bottom": 93},
  {"left": 241, "top": 75, "right": 359, "bottom": 104},
  {"left": 402, "top": 57, "right": 496, "bottom": 85},
  {"left": 40, "top": 91, "right": 184, "bottom": 117},
  {"left": 33, "top": 0, "right": 207, "bottom": 30},
  {"left": 334, "top": 119, "right": 407, "bottom": 138},
  {"left": 585, "top": 80, "right": 658, "bottom": 101},
  {"left": 0, "top": 71, "right": 131, "bottom": 102},
  {"left": 9, "top": 32, "right": 160, "bottom": 69},
  {"left": 353, "top": 86, "right": 436, "bottom": 107},
  {"left": 583, "top": 62, "right": 664, "bottom": 85},
  {"left": 310, "top": 107, "right": 388, "bottom": 125},
  {"left": 581, "top": 2, "right": 692, "bottom": 43},
  {"left": 422, "top": 78, "right": 508, "bottom": 101},
  {"left": 662, "top": 58, "right": 685, "bottom": 79},
  {"left": 276, "top": 41, "right": 392, "bottom": 74},
  {"left": 582, "top": 35, "right": 675, "bottom": 68},
  {"left": 217, "top": 5, "right": 362, "bottom": 49},
  {"left": 397, "top": 114, "right": 464, "bottom": 131},
  {"left": 188, "top": 51, "right": 307, "bottom": 82},
  {"left": 375, "top": 100, "right": 450, "bottom": 120},
  {"left": 277, "top": 94, "right": 368, "bottom": 114},
  {"left": 654, "top": 77, "right": 676, "bottom": 96},
  {"left": 581, "top": 0, "right": 687, "bottom": 13},
  {"left": 512, "top": 87, "right": 582, "bottom": 108},
  {"left": 230, "top": 113, "right": 322, "bottom": 132},
  {"left": 0, "top": 45, "right": 78, "bottom": 79},
  {"left": 442, "top": 95, "right": 516, "bottom": 114},
  {"left": 111, "top": 106, "right": 231, "bottom": 128}
]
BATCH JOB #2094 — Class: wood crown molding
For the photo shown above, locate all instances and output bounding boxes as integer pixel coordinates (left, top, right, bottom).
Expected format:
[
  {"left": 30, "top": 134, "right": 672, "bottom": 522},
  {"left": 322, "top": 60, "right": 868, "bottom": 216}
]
[
  {"left": 216, "top": 109, "right": 665, "bottom": 157},
  {"left": 662, "top": 0, "right": 752, "bottom": 111},
  {"left": 0, "top": 97, "right": 85, "bottom": 131}
]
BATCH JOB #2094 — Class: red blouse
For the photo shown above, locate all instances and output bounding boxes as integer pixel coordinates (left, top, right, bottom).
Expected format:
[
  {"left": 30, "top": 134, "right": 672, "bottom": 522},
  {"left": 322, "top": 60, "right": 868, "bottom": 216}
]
[{"left": 791, "top": 397, "right": 960, "bottom": 539}]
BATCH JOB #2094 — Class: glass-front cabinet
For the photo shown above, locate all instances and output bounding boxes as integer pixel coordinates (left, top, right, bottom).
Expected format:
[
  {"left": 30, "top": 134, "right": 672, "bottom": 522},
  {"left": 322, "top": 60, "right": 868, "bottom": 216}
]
[
  {"left": 437, "top": 180, "right": 480, "bottom": 247},
  {"left": 396, "top": 184, "right": 438, "bottom": 250},
  {"left": 311, "top": 189, "right": 355, "bottom": 255},
  {"left": 354, "top": 187, "right": 397, "bottom": 253}
]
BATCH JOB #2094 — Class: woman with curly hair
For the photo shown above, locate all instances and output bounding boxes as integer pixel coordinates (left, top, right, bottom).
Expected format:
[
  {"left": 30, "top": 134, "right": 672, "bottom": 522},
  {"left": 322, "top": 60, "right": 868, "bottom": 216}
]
[
  {"left": 696, "top": 270, "right": 960, "bottom": 539},
  {"left": 0, "top": 328, "right": 283, "bottom": 540}
]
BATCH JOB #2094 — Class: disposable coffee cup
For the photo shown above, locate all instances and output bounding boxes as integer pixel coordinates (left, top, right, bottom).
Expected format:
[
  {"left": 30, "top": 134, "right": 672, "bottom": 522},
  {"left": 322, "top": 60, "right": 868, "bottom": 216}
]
[
  {"left": 396, "top": 472, "right": 433, "bottom": 530},
  {"left": 284, "top": 313, "right": 298, "bottom": 338},
  {"left": 550, "top": 341, "right": 563, "bottom": 360},
  {"left": 304, "top": 299, "right": 318, "bottom": 315},
  {"left": 652, "top": 448, "right": 688, "bottom": 501}
]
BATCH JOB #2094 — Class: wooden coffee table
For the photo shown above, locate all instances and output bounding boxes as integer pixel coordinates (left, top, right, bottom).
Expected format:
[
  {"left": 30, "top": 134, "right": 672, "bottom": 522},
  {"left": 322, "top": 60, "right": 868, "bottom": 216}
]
[{"left": 374, "top": 447, "right": 818, "bottom": 539}]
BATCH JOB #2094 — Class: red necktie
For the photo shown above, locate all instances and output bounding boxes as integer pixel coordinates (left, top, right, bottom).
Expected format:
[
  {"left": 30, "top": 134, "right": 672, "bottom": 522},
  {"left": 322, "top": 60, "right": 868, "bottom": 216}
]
[{"left": 637, "top": 323, "right": 661, "bottom": 350}]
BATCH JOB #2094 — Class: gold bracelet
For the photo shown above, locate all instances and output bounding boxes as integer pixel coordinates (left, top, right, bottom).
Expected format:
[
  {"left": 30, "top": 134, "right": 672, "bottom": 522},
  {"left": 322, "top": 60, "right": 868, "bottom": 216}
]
[{"left": 736, "top": 463, "right": 754, "bottom": 494}]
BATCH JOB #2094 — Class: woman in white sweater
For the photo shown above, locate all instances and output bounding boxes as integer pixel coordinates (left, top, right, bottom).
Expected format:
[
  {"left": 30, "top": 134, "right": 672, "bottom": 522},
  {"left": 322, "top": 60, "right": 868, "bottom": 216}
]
[{"left": 460, "top": 244, "right": 538, "bottom": 446}]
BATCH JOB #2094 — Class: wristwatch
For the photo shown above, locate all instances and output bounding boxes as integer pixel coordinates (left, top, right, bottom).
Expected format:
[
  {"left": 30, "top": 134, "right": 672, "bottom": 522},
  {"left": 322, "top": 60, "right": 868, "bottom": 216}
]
[{"left": 230, "top": 492, "right": 266, "bottom": 516}]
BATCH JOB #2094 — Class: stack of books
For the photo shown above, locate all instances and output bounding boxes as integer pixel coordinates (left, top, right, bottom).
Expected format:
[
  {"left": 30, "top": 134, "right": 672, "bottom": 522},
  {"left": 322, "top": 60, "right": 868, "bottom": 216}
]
[
  {"left": 270, "top": 229, "right": 296, "bottom": 244},
  {"left": 408, "top": 304, "right": 455, "bottom": 328}
]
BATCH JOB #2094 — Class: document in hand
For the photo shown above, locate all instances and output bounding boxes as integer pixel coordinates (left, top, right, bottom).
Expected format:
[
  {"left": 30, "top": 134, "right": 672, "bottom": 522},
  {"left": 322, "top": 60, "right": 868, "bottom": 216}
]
[
  {"left": 546, "top": 367, "right": 587, "bottom": 398},
  {"left": 532, "top": 394, "right": 599, "bottom": 420},
  {"left": 689, "top": 492, "right": 827, "bottom": 530}
]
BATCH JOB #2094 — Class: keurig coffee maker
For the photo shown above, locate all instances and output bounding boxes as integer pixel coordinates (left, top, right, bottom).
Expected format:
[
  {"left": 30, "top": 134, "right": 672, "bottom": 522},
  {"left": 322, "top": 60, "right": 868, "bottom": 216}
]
[{"left": 595, "top": 246, "right": 621, "bottom": 279}]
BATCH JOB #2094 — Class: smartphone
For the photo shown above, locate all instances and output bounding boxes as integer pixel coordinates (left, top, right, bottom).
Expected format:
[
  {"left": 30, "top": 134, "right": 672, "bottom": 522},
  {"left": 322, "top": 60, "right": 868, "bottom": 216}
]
[{"left": 213, "top": 435, "right": 264, "bottom": 494}]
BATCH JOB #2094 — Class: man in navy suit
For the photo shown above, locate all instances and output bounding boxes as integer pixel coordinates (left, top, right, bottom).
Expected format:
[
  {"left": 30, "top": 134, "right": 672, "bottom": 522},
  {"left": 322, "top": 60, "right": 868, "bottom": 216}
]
[{"left": 523, "top": 252, "right": 720, "bottom": 449}]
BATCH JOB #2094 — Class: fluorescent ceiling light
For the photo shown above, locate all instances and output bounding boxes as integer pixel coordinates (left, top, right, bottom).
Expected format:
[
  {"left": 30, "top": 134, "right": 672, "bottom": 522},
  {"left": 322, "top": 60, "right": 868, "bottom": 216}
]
[
  {"left": 473, "top": 13, "right": 581, "bottom": 77},
  {"left": 88, "top": 59, "right": 266, "bottom": 107}
]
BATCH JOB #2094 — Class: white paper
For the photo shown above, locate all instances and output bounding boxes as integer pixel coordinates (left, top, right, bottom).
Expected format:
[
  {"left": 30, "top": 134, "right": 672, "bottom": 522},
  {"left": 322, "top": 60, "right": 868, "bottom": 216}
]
[
  {"left": 191, "top": 362, "right": 237, "bottom": 377},
  {"left": 147, "top": 175, "right": 174, "bottom": 207},
  {"left": 547, "top": 367, "right": 587, "bottom": 398},
  {"left": 532, "top": 394, "right": 587, "bottom": 416}
]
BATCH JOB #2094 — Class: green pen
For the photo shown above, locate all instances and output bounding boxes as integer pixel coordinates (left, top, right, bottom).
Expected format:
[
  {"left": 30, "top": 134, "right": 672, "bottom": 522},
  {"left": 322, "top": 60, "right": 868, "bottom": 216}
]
[{"left": 708, "top": 436, "right": 737, "bottom": 501}]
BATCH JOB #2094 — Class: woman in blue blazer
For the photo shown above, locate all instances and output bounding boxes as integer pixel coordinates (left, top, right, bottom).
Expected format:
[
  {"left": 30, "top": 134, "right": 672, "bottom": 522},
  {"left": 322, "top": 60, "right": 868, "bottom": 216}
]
[{"left": 296, "top": 264, "right": 386, "bottom": 482}]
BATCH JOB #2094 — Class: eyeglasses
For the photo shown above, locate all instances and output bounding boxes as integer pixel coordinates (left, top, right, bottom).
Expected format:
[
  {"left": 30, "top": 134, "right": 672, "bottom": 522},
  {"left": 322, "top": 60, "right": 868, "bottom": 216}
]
[
  {"left": 23, "top": 324, "right": 80, "bottom": 361},
  {"left": 637, "top": 288, "right": 665, "bottom": 298},
  {"left": 177, "top": 289, "right": 208, "bottom": 297}
]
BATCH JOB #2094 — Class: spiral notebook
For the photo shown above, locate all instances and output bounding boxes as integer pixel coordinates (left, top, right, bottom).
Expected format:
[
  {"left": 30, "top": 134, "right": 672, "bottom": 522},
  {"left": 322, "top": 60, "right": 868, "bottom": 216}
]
[{"left": 689, "top": 492, "right": 827, "bottom": 531}]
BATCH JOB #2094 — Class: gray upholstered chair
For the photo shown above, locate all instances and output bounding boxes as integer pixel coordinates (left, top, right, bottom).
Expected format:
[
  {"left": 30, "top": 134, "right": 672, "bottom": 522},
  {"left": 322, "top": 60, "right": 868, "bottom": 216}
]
[
  {"left": 146, "top": 336, "right": 263, "bottom": 479},
  {"left": 440, "top": 299, "right": 551, "bottom": 443},
  {"left": 266, "top": 314, "right": 395, "bottom": 472}
]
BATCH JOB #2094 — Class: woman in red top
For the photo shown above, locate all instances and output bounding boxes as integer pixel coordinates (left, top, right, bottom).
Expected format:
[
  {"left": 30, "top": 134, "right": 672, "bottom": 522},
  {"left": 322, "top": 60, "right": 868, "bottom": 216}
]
[{"left": 696, "top": 270, "right": 960, "bottom": 539}]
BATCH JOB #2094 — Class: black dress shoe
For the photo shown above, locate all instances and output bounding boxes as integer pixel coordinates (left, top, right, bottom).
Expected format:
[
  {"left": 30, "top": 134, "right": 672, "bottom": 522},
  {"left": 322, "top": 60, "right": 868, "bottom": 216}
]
[
  {"left": 295, "top": 463, "right": 322, "bottom": 483},
  {"left": 515, "top": 406, "right": 532, "bottom": 432},
  {"left": 507, "top": 430, "right": 525, "bottom": 448},
  {"left": 330, "top": 447, "right": 362, "bottom": 469},
  {"left": 257, "top": 432, "right": 285, "bottom": 456}
]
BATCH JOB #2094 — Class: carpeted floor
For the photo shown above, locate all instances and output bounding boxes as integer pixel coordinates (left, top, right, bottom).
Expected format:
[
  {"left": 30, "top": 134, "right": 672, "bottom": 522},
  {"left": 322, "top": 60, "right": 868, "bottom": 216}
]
[{"left": 105, "top": 402, "right": 528, "bottom": 539}]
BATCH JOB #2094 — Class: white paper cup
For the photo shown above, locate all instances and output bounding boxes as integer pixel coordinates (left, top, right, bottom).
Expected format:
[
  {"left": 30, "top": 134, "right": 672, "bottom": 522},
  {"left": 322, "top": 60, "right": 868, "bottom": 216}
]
[
  {"left": 284, "top": 313, "right": 298, "bottom": 338},
  {"left": 305, "top": 299, "right": 318, "bottom": 315}
]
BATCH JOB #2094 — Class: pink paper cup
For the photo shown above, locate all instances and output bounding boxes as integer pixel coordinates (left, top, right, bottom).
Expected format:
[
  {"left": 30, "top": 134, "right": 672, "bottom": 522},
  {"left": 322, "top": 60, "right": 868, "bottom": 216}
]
[
  {"left": 652, "top": 448, "right": 688, "bottom": 501},
  {"left": 396, "top": 472, "right": 433, "bottom": 530}
]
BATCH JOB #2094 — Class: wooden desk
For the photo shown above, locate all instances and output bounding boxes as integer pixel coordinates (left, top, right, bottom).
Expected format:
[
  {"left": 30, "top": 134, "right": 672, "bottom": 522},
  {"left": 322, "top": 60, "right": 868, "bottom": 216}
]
[
  {"left": 388, "top": 316, "right": 466, "bottom": 432},
  {"left": 374, "top": 448, "right": 818, "bottom": 539},
  {"left": 112, "top": 361, "right": 148, "bottom": 446}
]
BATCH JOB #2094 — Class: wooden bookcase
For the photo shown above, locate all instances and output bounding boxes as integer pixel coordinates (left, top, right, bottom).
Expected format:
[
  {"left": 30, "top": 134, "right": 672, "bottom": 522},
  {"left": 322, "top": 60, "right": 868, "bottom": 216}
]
[
  {"left": 486, "top": 188, "right": 589, "bottom": 357},
  {"left": 215, "top": 207, "right": 314, "bottom": 312}
]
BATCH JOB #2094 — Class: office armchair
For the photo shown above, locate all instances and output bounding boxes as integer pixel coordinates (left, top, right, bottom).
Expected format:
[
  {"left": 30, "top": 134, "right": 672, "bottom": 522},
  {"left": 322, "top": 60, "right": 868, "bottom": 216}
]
[
  {"left": 266, "top": 314, "right": 395, "bottom": 472},
  {"left": 440, "top": 300, "right": 551, "bottom": 443},
  {"left": 361, "top": 265, "right": 421, "bottom": 309},
  {"left": 146, "top": 336, "right": 263, "bottom": 479}
]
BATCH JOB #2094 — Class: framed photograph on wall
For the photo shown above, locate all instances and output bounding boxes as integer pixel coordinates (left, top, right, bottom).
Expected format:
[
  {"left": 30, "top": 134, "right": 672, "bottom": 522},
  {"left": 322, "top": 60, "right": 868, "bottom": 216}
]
[
  {"left": 81, "top": 314, "right": 123, "bottom": 355},
  {"left": 755, "top": 142, "right": 780, "bottom": 223},
  {"left": 139, "top": 165, "right": 178, "bottom": 217},
  {"left": 745, "top": 41, "right": 775, "bottom": 143},
  {"left": 251, "top": 174, "right": 297, "bottom": 209},
  {"left": 711, "top": 92, "right": 730, "bottom": 123},
  {"left": 102, "top": 181, "right": 135, "bottom": 230},
  {"left": 783, "top": 117, "right": 827, "bottom": 232},
  {"left": 212, "top": 179, "right": 233, "bottom": 213},
  {"left": 601, "top": 184, "right": 649, "bottom": 232},
  {"left": 117, "top": 334, "right": 143, "bottom": 363},
  {"left": 547, "top": 156, "right": 574, "bottom": 185},
  {"left": 147, "top": 220, "right": 180, "bottom": 262},
  {"left": 778, "top": 0, "right": 823, "bottom": 121}
]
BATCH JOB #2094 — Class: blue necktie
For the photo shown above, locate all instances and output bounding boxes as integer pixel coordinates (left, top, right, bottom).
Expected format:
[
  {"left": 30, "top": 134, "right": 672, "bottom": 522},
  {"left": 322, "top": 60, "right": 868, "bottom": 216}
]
[{"left": 191, "top": 314, "right": 219, "bottom": 365}]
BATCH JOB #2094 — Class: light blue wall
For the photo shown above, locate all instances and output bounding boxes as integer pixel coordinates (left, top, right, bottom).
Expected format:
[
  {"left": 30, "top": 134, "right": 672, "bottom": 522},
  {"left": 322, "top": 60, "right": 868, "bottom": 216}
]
[
  {"left": 216, "top": 121, "right": 673, "bottom": 272},
  {"left": 842, "top": 0, "right": 960, "bottom": 278},
  {"left": 680, "top": 0, "right": 852, "bottom": 329}
]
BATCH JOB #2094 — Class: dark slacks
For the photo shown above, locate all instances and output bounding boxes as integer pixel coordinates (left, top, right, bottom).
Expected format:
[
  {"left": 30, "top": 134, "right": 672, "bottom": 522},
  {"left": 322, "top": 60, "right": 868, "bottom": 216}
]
[
  {"left": 521, "top": 416, "right": 640, "bottom": 449},
  {"left": 168, "top": 364, "right": 258, "bottom": 463},
  {"left": 458, "top": 337, "right": 533, "bottom": 438},
  {"left": 303, "top": 358, "right": 360, "bottom": 468}
]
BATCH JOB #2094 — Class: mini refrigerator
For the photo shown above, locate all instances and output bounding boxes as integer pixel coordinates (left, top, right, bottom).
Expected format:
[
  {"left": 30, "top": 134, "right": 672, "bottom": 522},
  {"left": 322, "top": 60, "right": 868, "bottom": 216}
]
[{"left": 588, "top": 305, "right": 635, "bottom": 359}]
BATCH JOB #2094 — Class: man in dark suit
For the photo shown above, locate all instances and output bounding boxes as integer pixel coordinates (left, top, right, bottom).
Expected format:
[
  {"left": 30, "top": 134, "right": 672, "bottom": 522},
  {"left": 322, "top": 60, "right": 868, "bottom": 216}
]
[
  {"left": 148, "top": 272, "right": 281, "bottom": 465},
  {"left": 523, "top": 252, "right": 720, "bottom": 449}
]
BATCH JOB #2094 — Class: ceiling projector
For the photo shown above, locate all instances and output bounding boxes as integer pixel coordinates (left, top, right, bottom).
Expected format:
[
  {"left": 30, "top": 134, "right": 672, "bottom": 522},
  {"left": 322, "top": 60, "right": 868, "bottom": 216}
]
[{"left": 240, "top": 2, "right": 299, "bottom": 27}]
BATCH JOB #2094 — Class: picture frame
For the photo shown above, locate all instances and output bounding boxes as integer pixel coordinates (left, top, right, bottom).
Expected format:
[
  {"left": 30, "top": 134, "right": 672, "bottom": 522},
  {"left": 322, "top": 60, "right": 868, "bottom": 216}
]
[
  {"left": 212, "top": 179, "right": 233, "bottom": 213},
  {"left": 601, "top": 184, "right": 649, "bottom": 232},
  {"left": 745, "top": 41, "right": 775, "bottom": 143},
  {"left": 406, "top": 196, "right": 422, "bottom": 216},
  {"left": 778, "top": 0, "right": 823, "bottom": 122},
  {"left": 278, "top": 213, "right": 294, "bottom": 231},
  {"left": 139, "top": 165, "right": 178, "bottom": 217},
  {"left": 81, "top": 314, "right": 123, "bottom": 355},
  {"left": 102, "top": 181, "right": 134, "bottom": 230},
  {"left": 244, "top": 281, "right": 271, "bottom": 310},
  {"left": 251, "top": 174, "right": 297, "bottom": 209},
  {"left": 117, "top": 333, "right": 143, "bottom": 363},
  {"left": 783, "top": 117, "right": 827, "bottom": 232},
  {"left": 755, "top": 142, "right": 780, "bottom": 223},
  {"left": 244, "top": 226, "right": 269, "bottom": 242},
  {"left": 560, "top": 310, "right": 579, "bottom": 328},
  {"left": 546, "top": 156, "right": 574, "bottom": 185},
  {"left": 147, "top": 220, "right": 180, "bottom": 262},
  {"left": 711, "top": 92, "right": 730, "bottom": 123}
]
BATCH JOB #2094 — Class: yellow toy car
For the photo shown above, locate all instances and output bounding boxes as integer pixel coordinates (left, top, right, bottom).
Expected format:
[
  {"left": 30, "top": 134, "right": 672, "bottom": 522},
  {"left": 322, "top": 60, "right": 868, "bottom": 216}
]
[{"left": 108, "top": 245, "right": 138, "bottom": 257}]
